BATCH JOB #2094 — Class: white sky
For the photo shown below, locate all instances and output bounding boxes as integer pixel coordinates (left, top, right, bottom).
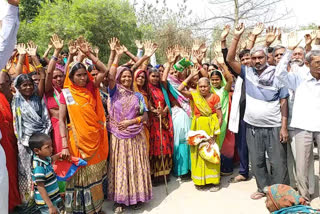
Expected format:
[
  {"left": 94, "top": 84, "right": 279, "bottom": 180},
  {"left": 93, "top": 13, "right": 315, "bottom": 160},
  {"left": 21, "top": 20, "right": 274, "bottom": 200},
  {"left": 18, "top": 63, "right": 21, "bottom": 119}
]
[{"left": 132, "top": 0, "right": 320, "bottom": 27}]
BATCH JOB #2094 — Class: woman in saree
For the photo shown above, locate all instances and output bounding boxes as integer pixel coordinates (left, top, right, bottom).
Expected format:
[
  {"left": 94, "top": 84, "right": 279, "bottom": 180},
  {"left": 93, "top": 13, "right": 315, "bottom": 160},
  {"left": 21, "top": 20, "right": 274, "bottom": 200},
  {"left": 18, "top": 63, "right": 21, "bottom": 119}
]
[
  {"left": 210, "top": 63, "right": 235, "bottom": 175},
  {"left": 59, "top": 39, "right": 108, "bottom": 214},
  {"left": 107, "top": 43, "right": 155, "bottom": 213},
  {"left": 133, "top": 68, "right": 150, "bottom": 153},
  {"left": 0, "top": 72, "right": 21, "bottom": 212},
  {"left": 12, "top": 71, "right": 51, "bottom": 211},
  {"left": 160, "top": 48, "right": 192, "bottom": 178},
  {"left": 148, "top": 67, "right": 174, "bottom": 185},
  {"left": 178, "top": 70, "right": 222, "bottom": 192}
]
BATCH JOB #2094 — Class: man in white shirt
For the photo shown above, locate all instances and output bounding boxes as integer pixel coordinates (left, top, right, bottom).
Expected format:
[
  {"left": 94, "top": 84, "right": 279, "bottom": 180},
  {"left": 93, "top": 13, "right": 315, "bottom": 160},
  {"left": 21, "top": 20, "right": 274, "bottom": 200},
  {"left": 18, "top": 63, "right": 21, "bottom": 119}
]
[
  {"left": 0, "top": 0, "right": 19, "bottom": 70},
  {"left": 275, "top": 41, "right": 320, "bottom": 202}
]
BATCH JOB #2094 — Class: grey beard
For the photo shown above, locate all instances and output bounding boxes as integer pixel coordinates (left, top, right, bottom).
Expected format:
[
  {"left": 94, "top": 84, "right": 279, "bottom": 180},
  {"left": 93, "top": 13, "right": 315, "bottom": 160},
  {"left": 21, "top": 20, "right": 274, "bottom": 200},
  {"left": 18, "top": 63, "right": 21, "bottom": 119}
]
[
  {"left": 290, "top": 59, "right": 304, "bottom": 67},
  {"left": 255, "top": 64, "right": 267, "bottom": 71}
]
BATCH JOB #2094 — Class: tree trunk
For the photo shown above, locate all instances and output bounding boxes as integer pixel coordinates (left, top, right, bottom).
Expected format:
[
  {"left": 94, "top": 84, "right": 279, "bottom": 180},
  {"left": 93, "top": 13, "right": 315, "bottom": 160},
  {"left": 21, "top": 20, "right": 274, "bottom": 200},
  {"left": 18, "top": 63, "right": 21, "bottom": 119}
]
[{"left": 234, "top": 0, "right": 239, "bottom": 26}]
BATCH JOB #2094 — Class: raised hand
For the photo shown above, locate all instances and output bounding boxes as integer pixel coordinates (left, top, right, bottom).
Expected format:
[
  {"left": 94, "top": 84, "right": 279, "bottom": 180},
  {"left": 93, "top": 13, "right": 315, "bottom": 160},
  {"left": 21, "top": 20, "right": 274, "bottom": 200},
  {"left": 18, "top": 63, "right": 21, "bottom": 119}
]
[
  {"left": 220, "top": 25, "right": 230, "bottom": 41},
  {"left": 144, "top": 40, "right": 158, "bottom": 57},
  {"left": 166, "top": 48, "right": 176, "bottom": 64},
  {"left": 121, "top": 45, "right": 128, "bottom": 53},
  {"left": 192, "top": 50, "right": 204, "bottom": 64},
  {"left": 240, "top": 40, "right": 247, "bottom": 50},
  {"left": 135, "top": 40, "right": 143, "bottom": 49},
  {"left": 288, "top": 32, "right": 301, "bottom": 50},
  {"left": 68, "top": 40, "right": 77, "bottom": 56},
  {"left": 234, "top": 23, "right": 245, "bottom": 38},
  {"left": 213, "top": 41, "right": 222, "bottom": 53},
  {"left": 265, "top": 26, "right": 278, "bottom": 46},
  {"left": 115, "top": 45, "right": 125, "bottom": 56},
  {"left": 109, "top": 37, "right": 119, "bottom": 51},
  {"left": 76, "top": 36, "right": 90, "bottom": 55},
  {"left": 173, "top": 44, "right": 181, "bottom": 58},
  {"left": 27, "top": 41, "right": 38, "bottom": 56},
  {"left": 180, "top": 47, "right": 190, "bottom": 59},
  {"left": 16, "top": 43, "right": 27, "bottom": 55},
  {"left": 50, "top": 34, "right": 64, "bottom": 51},
  {"left": 94, "top": 46, "right": 99, "bottom": 55},
  {"left": 192, "top": 40, "right": 202, "bottom": 52},
  {"left": 199, "top": 43, "right": 207, "bottom": 54},
  {"left": 304, "top": 30, "right": 317, "bottom": 46},
  {"left": 277, "top": 28, "right": 282, "bottom": 41},
  {"left": 190, "top": 66, "right": 199, "bottom": 77},
  {"left": 252, "top": 22, "right": 264, "bottom": 36},
  {"left": 48, "top": 42, "right": 53, "bottom": 50},
  {"left": 216, "top": 52, "right": 225, "bottom": 65}
]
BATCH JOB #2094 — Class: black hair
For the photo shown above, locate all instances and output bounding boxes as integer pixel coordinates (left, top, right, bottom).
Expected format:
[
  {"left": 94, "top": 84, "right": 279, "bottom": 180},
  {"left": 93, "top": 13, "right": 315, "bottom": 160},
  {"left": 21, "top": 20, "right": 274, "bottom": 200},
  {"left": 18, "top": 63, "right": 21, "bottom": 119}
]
[
  {"left": 88, "top": 64, "right": 97, "bottom": 73},
  {"left": 39, "top": 58, "right": 48, "bottom": 67},
  {"left": 148, "top": 67, "right": 159, "bottom": 74},
  {"left": 69, "top": 63, "right": 87, "bottom": 80},
  {"left": 61, "top": 50, "right": 69, "bottom": 55},
  {"left": 268, "top": 47, "right": 274, "bottom": 54},
  {"left": 29, "top": 133, "right": 51, "bottom": 151},
  {"left": 15, "top": 74, "right": 34, "bottom": 88},
  {"left": 210, "top": 70, "right": 223, "bottom": 80},
  {"left": 239, "top": 49, "right": 250, "bottom": 59},
  {"left": 28, "top": 71, "right": 38, "bottom": 78}
]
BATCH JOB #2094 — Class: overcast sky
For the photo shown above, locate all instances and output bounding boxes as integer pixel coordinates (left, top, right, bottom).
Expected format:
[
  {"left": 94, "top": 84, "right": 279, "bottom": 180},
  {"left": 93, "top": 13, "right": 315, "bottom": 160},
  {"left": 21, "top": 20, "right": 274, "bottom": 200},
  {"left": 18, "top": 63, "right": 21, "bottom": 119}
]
[{"left": 131, "top": 0, "right": 319, "bottom": 27}]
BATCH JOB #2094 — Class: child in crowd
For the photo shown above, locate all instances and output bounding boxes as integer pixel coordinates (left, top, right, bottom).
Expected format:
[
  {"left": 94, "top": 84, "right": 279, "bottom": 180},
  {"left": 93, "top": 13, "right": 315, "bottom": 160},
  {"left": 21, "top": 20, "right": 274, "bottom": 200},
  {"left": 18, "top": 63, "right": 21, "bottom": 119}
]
[{"left": 29, "top": 133, "right": 65, "bottom": 214}]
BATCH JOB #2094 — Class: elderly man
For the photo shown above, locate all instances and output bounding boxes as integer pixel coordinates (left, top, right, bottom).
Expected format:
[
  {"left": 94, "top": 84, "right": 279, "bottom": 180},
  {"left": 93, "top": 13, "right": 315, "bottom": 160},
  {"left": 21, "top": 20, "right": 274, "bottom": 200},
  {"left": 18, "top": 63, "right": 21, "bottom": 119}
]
[
  {"left": 276, "top": 38, "right": 320, "bottom": 202},
  {"left": 273, "top": 45, "right": 286, "bottom": 65},
  {"left": 226, "top": 23, "right": 289, "bottom": 200}
]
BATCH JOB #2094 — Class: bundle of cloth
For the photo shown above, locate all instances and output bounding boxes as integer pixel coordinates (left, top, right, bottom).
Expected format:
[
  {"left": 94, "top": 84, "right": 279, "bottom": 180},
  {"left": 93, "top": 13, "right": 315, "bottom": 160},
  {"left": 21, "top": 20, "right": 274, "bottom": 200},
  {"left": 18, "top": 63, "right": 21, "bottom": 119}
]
[{"left": 264, "top": 184, "right": 320, "bottom": 214}]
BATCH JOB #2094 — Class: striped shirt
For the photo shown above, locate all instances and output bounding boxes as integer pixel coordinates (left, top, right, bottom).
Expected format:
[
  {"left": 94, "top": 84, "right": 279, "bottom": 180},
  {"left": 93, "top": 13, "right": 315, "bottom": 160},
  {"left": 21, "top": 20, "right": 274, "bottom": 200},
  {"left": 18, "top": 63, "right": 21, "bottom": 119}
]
[
  {"left": 32, "top": 155, "right": 61, "bottom": 206},
  {"left": 240, "top": 65, "right": 289, "bottom": 127}
]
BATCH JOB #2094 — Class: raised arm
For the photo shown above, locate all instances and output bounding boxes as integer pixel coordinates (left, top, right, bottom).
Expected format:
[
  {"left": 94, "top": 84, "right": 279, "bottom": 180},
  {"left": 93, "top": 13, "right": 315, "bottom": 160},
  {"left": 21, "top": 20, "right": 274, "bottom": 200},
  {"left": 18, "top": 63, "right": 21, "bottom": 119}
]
[
  {"left": 216, "top": 53, "right": 233, "bottom": 92},
  {"left": 106, "top": 37, "right": 118, "bottom": 71},
  {"left": 122, "top": 45, "right": 139, "bottom": 62},
  {"left": 192, "top": 50, "right": 207, "bottom": 78},
  {"left": 264, "top": 26, "right": 278, "bottom": 48},
  {"left": 27, "top": 41, "right": 45, "bottom": 98},
  {"left": 15, "top": 43, "right": 26, "bottom": 77},
  {"left": 226, "top": 23, "right": 245, "bottom": 75},
  {"left": 304, "top": 31, "right": 316, "bottom": 53},
  {"left": 131, "top": 40, "right": 158, "bottom": 72},
  {"left": 220, "top": 25, "right": 230, "bottom": 49},
  {"left": 108, "top": 44, "right": 124, "bottom": 90},
  {"left": 161, "top": 48, "right": 176, "bottom": 85},
  {"left": 42, "top": 42, "right": 52, "bottom": 64},
  {"left": 247, "top": 23, "right": 264, "bottom": 50},
  {"left": 177, "top": 66, "right": 199, "bottom": 99},
  {"left": 45, "top": 34, "right": 64, "bottom": 93}
]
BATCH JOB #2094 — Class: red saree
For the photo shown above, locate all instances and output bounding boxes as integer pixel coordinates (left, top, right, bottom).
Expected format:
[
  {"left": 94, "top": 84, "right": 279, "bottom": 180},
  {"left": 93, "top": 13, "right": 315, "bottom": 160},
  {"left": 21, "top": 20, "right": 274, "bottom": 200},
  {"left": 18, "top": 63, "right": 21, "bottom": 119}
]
[{"left": 0, "top": 92, "right": 21, "bottom": 211}]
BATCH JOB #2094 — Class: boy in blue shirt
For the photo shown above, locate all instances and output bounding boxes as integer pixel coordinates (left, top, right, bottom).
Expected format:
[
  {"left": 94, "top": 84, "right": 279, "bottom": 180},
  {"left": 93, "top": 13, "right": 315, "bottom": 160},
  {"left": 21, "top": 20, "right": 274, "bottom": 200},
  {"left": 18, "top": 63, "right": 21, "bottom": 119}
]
[{"left": 29, "top": 133, "right": 65, "bottom": 214}]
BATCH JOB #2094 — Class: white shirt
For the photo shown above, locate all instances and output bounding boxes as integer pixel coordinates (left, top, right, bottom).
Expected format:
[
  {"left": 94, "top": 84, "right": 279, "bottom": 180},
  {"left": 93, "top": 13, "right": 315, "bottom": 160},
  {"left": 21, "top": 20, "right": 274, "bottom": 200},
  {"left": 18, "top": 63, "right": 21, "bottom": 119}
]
[
  {"left": 275, "top": 50, "right": 320, "bottom": 132},
  {"left": 0, "top": 0, "right": 19, "bottom": 70}
]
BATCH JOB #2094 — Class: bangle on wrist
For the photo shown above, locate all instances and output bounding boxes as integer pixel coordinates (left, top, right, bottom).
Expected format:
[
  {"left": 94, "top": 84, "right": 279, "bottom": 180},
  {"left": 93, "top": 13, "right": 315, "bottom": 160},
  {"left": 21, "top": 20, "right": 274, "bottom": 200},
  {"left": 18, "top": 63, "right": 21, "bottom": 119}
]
[
  {"left": 62, "top": 147, "right": 68, "bottom": 149},
  {"left": 182, "top": 81, "right": 188, "bottom": 87},
  {"left": 93, "top": 58, "right": 99, "bottom": 65},
  {"left": 136, "top": 116, "right": 141, "bottom": 124},
  {"left": 51, "top": 55, "right": 58, "bottom": 61},
  {"left": 112, "top": 63, "right": 118, "bottom": 68}
]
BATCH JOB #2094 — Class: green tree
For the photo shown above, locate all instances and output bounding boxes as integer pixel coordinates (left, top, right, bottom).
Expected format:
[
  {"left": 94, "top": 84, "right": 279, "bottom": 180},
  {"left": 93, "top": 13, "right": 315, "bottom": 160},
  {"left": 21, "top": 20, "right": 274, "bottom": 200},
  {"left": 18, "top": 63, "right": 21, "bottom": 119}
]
[{"left": 18, "top": 0, "right": 142, "bottom": 63}]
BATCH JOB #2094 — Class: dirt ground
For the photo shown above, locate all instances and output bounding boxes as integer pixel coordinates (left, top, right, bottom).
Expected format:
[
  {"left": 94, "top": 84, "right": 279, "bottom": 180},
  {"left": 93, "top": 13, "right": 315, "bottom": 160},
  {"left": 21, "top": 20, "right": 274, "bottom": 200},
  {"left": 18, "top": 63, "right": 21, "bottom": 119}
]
[{"left": 102, "top": 157, "right": 320, "bottom": 214}]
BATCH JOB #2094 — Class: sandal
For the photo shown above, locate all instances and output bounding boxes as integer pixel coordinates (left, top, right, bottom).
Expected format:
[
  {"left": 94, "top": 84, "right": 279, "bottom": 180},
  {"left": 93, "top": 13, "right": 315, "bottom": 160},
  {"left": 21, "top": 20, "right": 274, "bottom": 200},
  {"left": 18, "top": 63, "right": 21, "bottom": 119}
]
[
  {"left": 113, "top": 203, "right": 125, "bottom": 213},
  {"left": 209, "top": 185, "right": 221, "bottom": 192},
  {"left": 220, "top": 171, "right": 233, "bottom": 176},
  {"left": 250, "top": 192, "right": 266, "bottom": 200},
  {"left": 195, "top": 185, "right": 206, "bottom": 191},
  {"left": 229, "top": 174, "right": 248, "bottom": 183},
  {"left": 131, "top": 202, "right": 143, "bottom": 210}
]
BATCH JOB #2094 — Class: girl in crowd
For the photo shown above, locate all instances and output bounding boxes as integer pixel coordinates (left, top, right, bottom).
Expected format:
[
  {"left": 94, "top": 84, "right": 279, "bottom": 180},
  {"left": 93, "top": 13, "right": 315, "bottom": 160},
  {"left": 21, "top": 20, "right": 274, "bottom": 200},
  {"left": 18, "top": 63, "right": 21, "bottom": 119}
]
[
  {"left": 107, "top": 41, "right": 155, "bottom": 213},
  {"left": 59, "top": 39, "right": 109, "bottom": 214},
  {"left": 178, "top": 71, "right": 222, "bottom": 192},
  {"left": 12, "top": 61, "right": 51, "bottom": 211},
  {"left": 148, "top": 67, "right": 174, "bottom": 185},
  {"left": 209, "top": 58, "right": 235, "bottom": 175}
]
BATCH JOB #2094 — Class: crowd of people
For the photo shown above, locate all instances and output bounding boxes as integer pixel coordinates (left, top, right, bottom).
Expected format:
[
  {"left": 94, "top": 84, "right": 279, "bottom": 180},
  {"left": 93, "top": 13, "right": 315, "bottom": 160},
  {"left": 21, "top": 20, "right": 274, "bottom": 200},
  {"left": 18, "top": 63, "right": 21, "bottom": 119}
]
[{"left": 1, "top": 1, "right": 320, "bottom": 214}]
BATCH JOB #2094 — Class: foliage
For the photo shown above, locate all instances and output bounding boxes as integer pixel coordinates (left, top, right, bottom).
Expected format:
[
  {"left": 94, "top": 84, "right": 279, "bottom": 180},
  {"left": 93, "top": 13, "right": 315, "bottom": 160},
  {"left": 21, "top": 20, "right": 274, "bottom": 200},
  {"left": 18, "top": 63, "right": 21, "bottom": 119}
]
[{"left": 18, "top": 0, "right": 142, "bottom": 63}]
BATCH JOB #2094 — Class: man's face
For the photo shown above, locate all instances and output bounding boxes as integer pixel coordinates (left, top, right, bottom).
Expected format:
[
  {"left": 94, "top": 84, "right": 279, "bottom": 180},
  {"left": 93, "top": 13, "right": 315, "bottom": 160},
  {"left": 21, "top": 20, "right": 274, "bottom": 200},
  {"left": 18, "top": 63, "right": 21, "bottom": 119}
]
[
  {"left": 274, "top": 48, "right": 286, "bottom": 65},
  {"left": 240, "top": 53, "right": 251, "bottom": 66},
  {"left": 251, "top": 51, "right": 267, "bottom": 71},
  {"left": 291, "top": 47, "right": 305, "bottom": 66},
  {"left": 267, "top": 53, "right": 274, "bottom": 66},
  {"left": 306, "top": 55, "right": 320, "bottom": 78}
]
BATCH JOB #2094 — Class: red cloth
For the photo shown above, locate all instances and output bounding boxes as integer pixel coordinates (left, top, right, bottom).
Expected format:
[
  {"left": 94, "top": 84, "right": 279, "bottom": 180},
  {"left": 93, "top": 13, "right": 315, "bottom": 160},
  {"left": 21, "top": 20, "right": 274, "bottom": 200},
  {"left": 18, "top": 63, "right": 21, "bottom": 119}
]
[
  {"left": 0, "top": 93, "right": 21, "bottom": 211},
  {"left": 148, "top": 84, "right": 173, "bottom": 156}
]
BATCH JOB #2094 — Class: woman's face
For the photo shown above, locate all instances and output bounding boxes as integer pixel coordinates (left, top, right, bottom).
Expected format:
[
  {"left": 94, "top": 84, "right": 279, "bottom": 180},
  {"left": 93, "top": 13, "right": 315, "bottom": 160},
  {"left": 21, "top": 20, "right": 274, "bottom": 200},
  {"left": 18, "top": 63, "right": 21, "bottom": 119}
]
[
  {"left": 169, "top": 69, "right": 180, "bottom": 79},
  {"left": 120, "top": 70, "right": 132, "bottom": 88},
  {"left": 210, "top": 74, "right": 222, "bottom": 88},
  {"left": 52, "top": 70, "right": 65, "bottom": 88},
  {"left": 90, "top": 70, "right": 99, "bottom": 79},
  {"left": 198, "top": 80, "right": 210, "bottom": 97},
  {"left": 72, "top": 68, "right": 88, "bottom": 87},
  {"left": 136, "top": 72, "right": 146, "bottom": 87},
  {"left": 31, "top": 74, "right": 40, "bottom": 86},
  {"left": 19, "top": 80, "right": 34, "bottom": 98},
  {"left": 149, "top": 72, "right": 160, "bottom": 86}
]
